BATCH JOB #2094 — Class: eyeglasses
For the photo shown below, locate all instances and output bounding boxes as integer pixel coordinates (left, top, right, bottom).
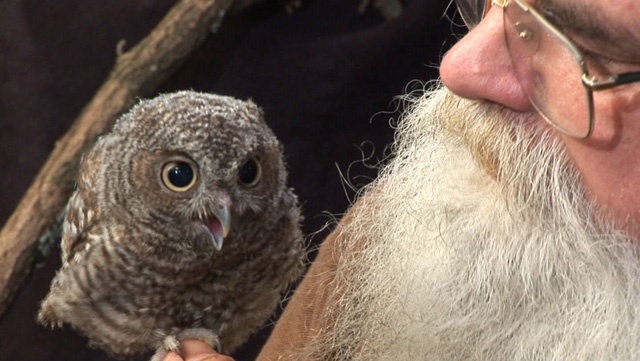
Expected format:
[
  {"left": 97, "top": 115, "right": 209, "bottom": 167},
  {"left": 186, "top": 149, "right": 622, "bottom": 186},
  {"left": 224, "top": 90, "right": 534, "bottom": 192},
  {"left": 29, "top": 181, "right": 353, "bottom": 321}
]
[{"left": 454, "top": 0, "right": 640, "bottom": 138}]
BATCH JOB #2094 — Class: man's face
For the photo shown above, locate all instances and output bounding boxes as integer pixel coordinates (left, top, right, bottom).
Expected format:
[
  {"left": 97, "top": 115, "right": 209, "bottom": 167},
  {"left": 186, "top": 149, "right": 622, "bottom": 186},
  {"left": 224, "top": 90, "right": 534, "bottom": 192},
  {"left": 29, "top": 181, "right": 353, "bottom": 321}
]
[{"left": 440, "top": 0, "right": 640, "bottom": 238}]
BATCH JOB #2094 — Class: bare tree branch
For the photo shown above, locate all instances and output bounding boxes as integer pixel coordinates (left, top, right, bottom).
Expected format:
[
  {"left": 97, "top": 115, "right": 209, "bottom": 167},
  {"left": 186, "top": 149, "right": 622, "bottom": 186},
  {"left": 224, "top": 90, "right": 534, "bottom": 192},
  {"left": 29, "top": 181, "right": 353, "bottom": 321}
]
[{"left": 0, "top": 0, "right": 234, "bottom": 317}]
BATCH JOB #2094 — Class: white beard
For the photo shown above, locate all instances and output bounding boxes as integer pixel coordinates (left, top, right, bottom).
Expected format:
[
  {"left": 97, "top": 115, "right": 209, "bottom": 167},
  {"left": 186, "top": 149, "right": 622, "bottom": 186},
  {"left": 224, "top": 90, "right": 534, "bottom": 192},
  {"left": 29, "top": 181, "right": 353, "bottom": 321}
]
[{"left": 304, "top": 85, "right": 640, "bottom": 360}]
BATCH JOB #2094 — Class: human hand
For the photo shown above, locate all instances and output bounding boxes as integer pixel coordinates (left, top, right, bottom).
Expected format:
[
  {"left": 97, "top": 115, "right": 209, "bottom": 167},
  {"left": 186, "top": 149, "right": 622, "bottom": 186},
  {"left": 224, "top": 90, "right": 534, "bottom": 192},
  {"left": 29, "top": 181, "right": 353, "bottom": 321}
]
[{"left": 162, "top": 339, "right": 235, "bottom": 361}]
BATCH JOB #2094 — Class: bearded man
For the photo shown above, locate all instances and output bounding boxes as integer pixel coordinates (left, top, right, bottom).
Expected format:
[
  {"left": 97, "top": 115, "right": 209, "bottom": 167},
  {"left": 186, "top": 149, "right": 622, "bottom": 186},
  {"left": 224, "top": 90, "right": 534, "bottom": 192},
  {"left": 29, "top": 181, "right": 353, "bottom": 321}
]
[{"left": 165, "top": 0, "right": 640, "bottom": 360}]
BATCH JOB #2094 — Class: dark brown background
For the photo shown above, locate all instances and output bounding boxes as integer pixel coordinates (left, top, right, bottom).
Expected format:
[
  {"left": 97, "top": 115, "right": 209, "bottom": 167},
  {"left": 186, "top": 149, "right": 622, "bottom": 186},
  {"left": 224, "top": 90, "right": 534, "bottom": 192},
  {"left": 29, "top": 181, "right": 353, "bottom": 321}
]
[{"left": 0, "top": 0, "right": 461, "bottom": 359}]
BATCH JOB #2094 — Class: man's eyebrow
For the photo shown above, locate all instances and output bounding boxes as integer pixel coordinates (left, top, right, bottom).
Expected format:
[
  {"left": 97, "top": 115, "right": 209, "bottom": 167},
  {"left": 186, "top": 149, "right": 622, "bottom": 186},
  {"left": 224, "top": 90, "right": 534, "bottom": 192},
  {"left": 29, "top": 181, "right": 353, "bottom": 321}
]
[
  {"left": 537, "top": 0, "right": 606, "bottom": 39},
  {"left": 536, "top": 0, "right": 640, "bottom": 60}
]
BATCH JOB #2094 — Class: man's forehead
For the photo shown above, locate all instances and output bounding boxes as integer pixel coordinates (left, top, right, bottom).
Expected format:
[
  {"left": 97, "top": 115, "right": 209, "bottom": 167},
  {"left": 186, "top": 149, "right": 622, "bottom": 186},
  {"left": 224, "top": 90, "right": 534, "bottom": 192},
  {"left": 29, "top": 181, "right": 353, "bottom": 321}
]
[{"left": 538, "top": 0, "right": 640, "bottom": 61}]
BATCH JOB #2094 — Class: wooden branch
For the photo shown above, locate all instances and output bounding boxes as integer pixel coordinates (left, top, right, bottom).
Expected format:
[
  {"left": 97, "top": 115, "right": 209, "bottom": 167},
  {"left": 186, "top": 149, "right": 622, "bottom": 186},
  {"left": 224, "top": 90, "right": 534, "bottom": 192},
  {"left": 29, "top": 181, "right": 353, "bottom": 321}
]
[{"left": 0, "top": 0, "right": 234, "bottom": 317}]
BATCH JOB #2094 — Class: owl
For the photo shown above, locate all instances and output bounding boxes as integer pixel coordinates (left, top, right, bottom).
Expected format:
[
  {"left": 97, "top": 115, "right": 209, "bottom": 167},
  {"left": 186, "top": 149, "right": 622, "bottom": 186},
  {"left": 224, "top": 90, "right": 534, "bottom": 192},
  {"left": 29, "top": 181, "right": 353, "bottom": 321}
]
[{"left": 38, "top": 91, "right": 304, "bottom": 360}]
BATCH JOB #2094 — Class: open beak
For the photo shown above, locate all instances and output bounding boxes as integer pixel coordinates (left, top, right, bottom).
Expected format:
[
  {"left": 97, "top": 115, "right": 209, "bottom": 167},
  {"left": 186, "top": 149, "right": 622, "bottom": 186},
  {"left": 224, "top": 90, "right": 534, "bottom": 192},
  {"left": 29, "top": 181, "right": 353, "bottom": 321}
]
[{"left": 198, "top": 203, "right": 231, "bottom": 251}]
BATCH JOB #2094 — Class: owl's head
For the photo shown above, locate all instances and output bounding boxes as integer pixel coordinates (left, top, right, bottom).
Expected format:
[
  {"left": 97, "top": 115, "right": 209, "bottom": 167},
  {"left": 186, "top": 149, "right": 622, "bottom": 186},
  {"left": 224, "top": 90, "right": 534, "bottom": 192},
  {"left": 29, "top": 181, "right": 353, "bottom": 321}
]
[{"left": 86, "top": 91, "right": 292, "bottom": 258}]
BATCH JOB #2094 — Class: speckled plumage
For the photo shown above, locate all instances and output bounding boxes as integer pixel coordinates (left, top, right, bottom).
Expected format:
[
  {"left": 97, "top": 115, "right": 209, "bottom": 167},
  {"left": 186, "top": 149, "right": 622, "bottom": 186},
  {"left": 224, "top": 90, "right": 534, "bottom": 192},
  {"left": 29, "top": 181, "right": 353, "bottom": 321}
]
[{"left": 38, "top": 91, "right": 304, "bottom": 359}]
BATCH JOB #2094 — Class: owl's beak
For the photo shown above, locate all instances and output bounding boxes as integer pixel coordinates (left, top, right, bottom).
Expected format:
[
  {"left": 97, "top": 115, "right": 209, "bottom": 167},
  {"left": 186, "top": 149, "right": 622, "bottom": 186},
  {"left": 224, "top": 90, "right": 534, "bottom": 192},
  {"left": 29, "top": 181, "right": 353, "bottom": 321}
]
[
  {"left": 198, "top": 203, "right": 231, "bottom": 251},
  {"left": 213, "top": 203, "right": 231, "bottom": 244}
]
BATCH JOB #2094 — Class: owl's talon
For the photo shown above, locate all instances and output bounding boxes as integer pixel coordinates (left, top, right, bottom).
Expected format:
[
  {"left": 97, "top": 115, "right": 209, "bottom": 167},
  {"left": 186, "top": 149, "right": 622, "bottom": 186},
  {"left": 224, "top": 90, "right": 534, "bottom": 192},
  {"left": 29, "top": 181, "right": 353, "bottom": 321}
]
[
  {"left": 163, "top": 335, "right": 181, "bottom": 354},
  {"left": 148, "top": 334, "right": 182, "bottom": 361},
  {"left": 212, "top": 337, "right": 222, "bottom": 353}
]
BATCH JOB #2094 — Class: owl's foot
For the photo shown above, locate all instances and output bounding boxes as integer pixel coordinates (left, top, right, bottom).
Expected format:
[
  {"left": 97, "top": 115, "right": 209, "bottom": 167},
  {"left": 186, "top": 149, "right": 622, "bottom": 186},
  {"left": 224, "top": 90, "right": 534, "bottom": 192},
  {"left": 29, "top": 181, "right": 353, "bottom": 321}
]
[
  {"left": 150, "top": 328, "right": 220, "bottom": 361},
  {"left": 175, "top": 328, "right": 221, "bottom": 352}
]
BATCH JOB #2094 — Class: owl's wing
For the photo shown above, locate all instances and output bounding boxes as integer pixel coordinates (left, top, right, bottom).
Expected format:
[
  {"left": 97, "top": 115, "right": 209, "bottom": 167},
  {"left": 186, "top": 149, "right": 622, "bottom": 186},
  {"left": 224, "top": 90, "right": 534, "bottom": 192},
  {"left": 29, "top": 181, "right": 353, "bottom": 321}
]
[
  {"left": 60, "top": 188, "right": 101, "bottom": 265},
  {"left": 60, "top": 142, "right": 109, "bottom": 265}
]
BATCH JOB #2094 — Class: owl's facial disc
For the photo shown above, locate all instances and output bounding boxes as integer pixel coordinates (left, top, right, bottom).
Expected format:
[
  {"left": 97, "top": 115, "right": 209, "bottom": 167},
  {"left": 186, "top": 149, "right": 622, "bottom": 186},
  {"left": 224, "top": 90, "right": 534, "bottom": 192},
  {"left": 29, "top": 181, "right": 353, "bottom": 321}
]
[{"left": 197, "top": 204, "right": 231, "bottom": 251}]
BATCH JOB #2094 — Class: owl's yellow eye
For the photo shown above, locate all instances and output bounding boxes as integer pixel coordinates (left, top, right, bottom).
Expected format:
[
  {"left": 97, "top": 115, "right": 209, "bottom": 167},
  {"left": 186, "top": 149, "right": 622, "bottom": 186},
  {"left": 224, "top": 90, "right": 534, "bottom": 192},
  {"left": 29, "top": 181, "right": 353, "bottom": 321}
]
[
  {"left": 238, "top": 158, "right": 261, "bottom": 187},
  {"left": 162, "top": 161, "right": 197, "bottom": 192}
]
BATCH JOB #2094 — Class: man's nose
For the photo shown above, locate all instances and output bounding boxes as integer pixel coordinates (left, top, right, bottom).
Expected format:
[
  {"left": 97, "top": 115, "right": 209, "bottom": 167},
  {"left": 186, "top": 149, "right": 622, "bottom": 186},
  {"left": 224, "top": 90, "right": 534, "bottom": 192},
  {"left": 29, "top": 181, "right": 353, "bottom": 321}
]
[{"left": 440, "top": 6, "right": 533, "bottom": 112}]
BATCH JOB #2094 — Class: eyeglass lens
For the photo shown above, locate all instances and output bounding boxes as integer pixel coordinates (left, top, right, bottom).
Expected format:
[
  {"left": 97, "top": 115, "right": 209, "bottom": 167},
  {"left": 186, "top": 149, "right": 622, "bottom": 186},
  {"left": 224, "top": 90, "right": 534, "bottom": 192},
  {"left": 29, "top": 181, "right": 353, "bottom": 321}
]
[
  {"left": 454, "top": 0, "right": 594, "bottom": 138},
  {"left": 503, "top": 0, "right": 592, "bottom": 137}
]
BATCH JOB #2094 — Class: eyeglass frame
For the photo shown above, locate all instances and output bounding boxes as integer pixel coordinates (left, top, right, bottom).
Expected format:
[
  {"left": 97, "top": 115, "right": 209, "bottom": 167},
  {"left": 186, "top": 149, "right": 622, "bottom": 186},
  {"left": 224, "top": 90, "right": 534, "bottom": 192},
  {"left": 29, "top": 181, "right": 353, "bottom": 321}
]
[{"left": 455, "top": 0, "right": 640, "bottom": 138}]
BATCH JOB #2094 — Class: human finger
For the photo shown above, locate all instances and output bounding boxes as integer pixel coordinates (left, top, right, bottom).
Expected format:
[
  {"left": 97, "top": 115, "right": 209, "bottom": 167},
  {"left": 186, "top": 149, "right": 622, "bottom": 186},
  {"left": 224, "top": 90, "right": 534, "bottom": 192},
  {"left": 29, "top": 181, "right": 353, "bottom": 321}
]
[{"left": 180, "top": 339, "right": 235, "bottom": 361}]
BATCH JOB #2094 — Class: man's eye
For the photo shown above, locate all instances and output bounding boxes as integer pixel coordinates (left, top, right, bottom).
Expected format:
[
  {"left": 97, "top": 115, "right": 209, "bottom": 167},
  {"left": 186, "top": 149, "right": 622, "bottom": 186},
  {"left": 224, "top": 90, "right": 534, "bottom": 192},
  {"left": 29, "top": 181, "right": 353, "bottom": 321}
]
[
  {"left": 571, "top": 41, "right": 632, "bottom": 77},
  {"left": 574, "top": 43, "right": 613, "bottom": 65}
]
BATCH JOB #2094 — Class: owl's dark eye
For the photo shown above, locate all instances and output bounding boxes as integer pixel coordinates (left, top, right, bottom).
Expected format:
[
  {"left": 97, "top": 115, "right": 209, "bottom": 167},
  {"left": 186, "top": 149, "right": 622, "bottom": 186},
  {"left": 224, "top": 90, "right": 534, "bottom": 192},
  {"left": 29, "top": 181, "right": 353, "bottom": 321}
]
[
  {"left": 162, "top": 161, "right": 197, "bottom": 192},
  {"left": 238, "top": 158, "right": 261, "bottom": 187}
]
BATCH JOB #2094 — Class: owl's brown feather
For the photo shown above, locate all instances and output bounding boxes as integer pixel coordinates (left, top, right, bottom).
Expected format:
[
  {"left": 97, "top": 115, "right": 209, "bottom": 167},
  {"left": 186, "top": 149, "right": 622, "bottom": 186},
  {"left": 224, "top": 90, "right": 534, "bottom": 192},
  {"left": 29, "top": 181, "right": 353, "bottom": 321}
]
[{"left": 38, "top": 91, "right": 304, "bottom": 358}]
